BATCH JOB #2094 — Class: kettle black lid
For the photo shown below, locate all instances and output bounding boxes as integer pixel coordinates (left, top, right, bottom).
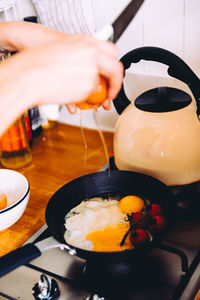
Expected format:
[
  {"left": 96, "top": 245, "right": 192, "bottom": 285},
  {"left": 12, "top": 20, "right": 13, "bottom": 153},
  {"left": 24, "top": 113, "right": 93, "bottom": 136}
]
[{"left": 134, "top": 87, "right": 192, "bottom": 112}]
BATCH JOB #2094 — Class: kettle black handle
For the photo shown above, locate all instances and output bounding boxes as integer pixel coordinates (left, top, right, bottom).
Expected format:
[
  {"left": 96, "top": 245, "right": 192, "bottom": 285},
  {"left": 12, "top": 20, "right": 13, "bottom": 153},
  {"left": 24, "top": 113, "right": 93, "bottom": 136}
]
[{"left": 114, "top": 46, "right": 200, "bottom": 114}]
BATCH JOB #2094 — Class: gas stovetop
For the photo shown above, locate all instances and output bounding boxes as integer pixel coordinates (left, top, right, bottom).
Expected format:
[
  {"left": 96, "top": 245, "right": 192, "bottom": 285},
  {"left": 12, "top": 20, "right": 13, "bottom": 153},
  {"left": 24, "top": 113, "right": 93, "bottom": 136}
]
[
  {"left": 1, "top": 203, "right": 200, "bottom": 300},
  {"left": 1, "top": 162, "right": 200, "bottom": 300}
]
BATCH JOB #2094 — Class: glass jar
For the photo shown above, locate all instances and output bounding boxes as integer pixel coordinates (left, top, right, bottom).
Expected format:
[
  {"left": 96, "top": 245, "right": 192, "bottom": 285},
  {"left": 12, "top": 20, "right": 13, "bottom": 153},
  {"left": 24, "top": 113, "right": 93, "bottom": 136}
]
[{"left": 0, "top": 115, "right": 32, "bottom": 169}]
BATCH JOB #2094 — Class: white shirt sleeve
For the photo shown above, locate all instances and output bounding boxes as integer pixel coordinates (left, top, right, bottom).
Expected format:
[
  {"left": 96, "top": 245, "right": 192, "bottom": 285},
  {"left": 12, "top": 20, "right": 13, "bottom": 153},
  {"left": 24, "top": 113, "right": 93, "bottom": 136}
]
[{"left": 32, "top": 0, "right": 96, "bottom": 34}]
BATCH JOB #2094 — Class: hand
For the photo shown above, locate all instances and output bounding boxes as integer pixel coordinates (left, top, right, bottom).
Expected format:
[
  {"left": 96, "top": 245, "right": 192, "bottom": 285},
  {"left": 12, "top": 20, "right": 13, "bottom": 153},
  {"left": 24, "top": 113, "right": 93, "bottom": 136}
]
[
  {"left": 9, "top": 34, "right": 123, "bottom": 108},
  {"left": 0, "top": 31, "right": 123, "bottom": 135},
  {"left": 0, "top": 22, "right": 123, "bottom": 112}
]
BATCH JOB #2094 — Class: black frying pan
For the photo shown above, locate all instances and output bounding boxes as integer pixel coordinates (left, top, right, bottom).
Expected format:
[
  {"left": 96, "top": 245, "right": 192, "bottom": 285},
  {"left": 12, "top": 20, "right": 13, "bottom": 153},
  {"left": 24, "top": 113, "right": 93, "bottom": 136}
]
[{"left": 0, "top": 170, "right": 177, "bottom": 277}]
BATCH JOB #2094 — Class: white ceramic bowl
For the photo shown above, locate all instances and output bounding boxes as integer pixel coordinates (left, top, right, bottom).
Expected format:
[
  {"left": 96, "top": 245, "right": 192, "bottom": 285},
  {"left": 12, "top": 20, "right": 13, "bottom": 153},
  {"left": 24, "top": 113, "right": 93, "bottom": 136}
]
[{"left": 0, "top": 169, "right": 30, "bottom": 231}]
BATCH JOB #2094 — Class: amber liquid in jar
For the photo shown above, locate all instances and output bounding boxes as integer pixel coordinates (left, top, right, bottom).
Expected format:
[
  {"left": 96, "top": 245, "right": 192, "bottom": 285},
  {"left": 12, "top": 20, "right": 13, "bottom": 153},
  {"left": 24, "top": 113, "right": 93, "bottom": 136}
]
[{"left": 0, "top": 116, "right": 32, "bottom": 169}]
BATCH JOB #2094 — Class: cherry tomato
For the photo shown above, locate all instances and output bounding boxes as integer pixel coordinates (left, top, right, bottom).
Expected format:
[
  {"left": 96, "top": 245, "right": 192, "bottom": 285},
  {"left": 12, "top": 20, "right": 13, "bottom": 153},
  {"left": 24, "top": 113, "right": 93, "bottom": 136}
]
[
  {"left": 149, "top": 203, "right": 163, "bottom": 216},
  {"left": 131, "top": 212, "right": 147, "bottom": 229},
  {"left": 148, "top": 215, "right": 166, "bottom": 233},
  {"left": 130, "top": 229, "right": 150, "bottom": 246}
]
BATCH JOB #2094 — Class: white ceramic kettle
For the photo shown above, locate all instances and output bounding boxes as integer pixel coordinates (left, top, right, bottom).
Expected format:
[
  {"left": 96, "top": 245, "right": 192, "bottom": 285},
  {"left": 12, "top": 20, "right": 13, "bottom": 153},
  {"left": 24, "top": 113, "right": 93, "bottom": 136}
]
[{"left": 113, "top": 47, "right": 200, "bottom": 186}]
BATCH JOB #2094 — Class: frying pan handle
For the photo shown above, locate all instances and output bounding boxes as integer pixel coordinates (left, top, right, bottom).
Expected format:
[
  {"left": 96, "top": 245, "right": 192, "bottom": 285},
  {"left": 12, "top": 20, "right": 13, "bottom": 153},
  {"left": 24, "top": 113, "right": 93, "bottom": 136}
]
[
  {"left": 114, "top": 46, "right": 200, "bottom": 114},
  {"left": 0, "top": 241, "right": 77, "bottom": 277},
  {"left": 0, "top": 243, "right": 41, "bottom": 277}
]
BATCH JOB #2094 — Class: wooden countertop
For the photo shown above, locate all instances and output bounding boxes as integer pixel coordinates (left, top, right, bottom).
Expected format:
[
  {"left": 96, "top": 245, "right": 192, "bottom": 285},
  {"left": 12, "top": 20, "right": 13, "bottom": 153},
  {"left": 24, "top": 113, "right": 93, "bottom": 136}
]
[{"left": 0, "top": 123, "right": 114, "bottom": 257}]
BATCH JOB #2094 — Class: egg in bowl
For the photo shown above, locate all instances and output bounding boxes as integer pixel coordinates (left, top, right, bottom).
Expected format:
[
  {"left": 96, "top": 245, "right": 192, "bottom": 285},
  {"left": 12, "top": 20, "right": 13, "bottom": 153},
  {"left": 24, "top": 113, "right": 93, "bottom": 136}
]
[{"left": 0, "top": 169, "right": 29, "bottom": 231}]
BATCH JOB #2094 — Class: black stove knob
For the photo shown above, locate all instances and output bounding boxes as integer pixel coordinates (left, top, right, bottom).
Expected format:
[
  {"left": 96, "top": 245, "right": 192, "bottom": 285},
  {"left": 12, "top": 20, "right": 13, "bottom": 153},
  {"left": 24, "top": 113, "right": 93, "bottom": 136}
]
[{"left": 32, "top": 274, "right": 60, "bottom": 300}]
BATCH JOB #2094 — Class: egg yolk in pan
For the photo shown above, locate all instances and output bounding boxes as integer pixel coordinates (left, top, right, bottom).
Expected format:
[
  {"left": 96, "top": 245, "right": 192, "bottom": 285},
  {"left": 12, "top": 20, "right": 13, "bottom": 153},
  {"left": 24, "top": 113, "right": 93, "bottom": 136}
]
[
  {"left": 86, "top": 223, "right": 133, "bottom": 252},
  {"left": 118, "top": 195, "right": 144, "bottom": 214}
]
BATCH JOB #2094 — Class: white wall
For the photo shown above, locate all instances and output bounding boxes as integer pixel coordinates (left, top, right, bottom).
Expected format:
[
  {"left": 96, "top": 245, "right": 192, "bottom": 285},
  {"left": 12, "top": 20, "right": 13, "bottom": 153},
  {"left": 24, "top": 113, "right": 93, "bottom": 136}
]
[
  {"left": 64, "top": 0, "right": 200, "bottom": 131},
  {"left": 1, "top": 0, "right": 200, "bottom": 131},
  {"left": 95, "top": 0, "right": 200, "bottom": 77}
]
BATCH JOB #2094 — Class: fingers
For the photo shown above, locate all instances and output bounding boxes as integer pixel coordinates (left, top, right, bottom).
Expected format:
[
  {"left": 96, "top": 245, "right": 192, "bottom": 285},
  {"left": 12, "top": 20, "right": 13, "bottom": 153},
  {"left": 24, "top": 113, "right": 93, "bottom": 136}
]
[
  {"left": 68, "top": 35, "right": 123, "bottom": 98},
  {"left": 85, "top": 37, "right": 123, "bottom": 100},
  {"left": 66, "top": 100, "right": 111, "bottom": 114},
  {"left": 97, "top": 53, "right": 124, "bottom": 100},
  {"left": 66, "top": 103, "right": 77, "bottom": 114},
  {"left": 87, "top": 38, "right": 123, "bottom": 100},
  {"left": 69, "top": 34, "right": 120, "bottom": 60},
  {"left": 95, "top": 39, "right": 120, "bottom": 59},
  {"left": 66, "top": 101, "right": 111, "bottom": 113},
  {"left": 77, "top": 35, "right": 123, "bottom": 101},
  {"left": 0, "top": 21, "right": 67, "bottom": 52},
  {"left": 102, "top": 100, "right": 111, "bottom": 110},
  {"left": 65, "top": 35, "right": 123, "bottom": 104}
]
